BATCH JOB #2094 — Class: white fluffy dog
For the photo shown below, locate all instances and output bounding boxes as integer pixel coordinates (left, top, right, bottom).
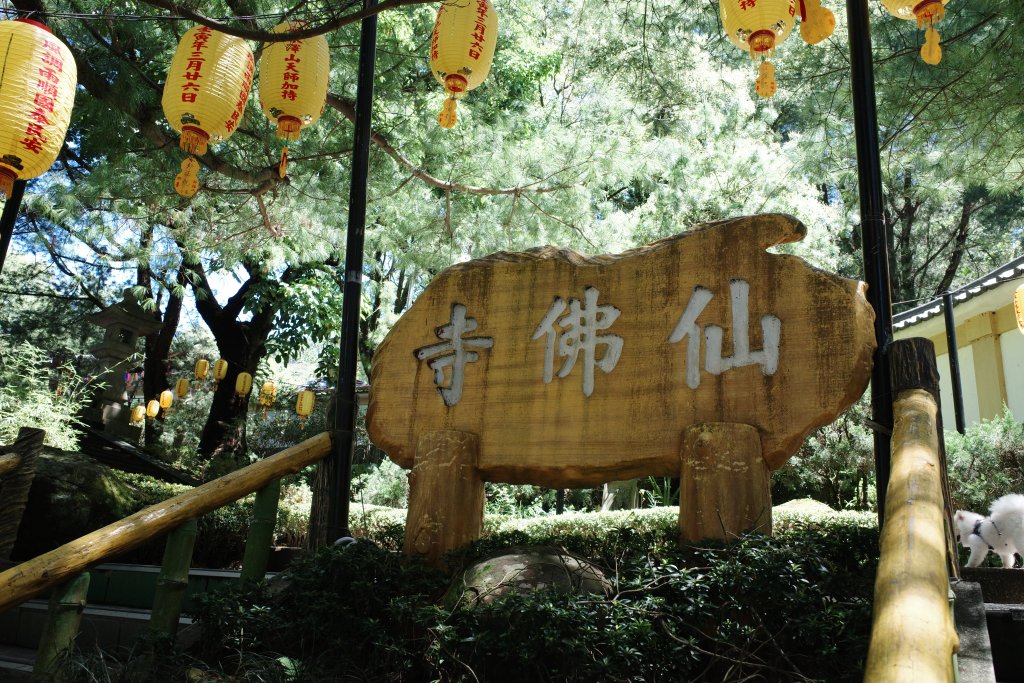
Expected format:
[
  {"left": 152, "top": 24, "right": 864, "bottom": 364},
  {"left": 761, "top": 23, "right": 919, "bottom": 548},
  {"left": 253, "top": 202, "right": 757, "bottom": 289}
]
[{"left": 954, "top": 494, "right": 1024, "bottom": 568}]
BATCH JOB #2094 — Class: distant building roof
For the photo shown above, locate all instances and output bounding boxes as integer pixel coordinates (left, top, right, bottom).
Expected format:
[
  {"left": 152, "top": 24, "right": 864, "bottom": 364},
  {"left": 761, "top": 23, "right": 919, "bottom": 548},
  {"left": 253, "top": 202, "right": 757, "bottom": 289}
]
[{"left": 893, "top": 254, "right": 1024, "bottom": 331}]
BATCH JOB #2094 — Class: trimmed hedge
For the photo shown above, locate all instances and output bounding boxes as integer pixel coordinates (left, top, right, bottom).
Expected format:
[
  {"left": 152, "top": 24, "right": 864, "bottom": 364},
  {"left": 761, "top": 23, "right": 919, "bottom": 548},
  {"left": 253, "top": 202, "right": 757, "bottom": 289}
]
[{"left": 175, "top": 504, "right": 877, "bottom": 682}]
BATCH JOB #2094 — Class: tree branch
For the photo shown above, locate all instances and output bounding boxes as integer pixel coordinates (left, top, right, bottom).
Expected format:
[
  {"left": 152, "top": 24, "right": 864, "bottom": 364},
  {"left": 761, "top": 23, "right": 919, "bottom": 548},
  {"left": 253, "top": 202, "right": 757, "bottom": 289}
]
[
  {"left": 326, "top": 93, "right": 574, "bottom": 196},
  {"left": 136, "top": 0, "right": 435, "bottom": 43}
]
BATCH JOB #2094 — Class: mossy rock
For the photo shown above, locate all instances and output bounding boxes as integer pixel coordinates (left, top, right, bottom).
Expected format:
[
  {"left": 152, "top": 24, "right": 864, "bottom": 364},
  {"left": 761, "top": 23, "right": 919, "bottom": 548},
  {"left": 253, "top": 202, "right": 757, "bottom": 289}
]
[
  {"left": 11, "top": 449, "right": 138, "bottom": 561},
  {"left": 446, "top": 545, "right": 612, "bottom": 608}
]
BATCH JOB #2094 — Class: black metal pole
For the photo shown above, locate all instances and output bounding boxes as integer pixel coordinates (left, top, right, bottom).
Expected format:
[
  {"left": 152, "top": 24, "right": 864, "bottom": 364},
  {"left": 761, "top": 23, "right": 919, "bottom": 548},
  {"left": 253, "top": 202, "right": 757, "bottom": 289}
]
[
  {"left": 942, "top": 292, "right": 966, "bottom": 434},
  {"left": 0, "top": 180, "right": 28, "bottom": 276},
  {"left": 846, "top": 0, "right": 894, "bottom": 524},
  {"left": 328, "top": 0, "right": 378, "bottom": 541}
]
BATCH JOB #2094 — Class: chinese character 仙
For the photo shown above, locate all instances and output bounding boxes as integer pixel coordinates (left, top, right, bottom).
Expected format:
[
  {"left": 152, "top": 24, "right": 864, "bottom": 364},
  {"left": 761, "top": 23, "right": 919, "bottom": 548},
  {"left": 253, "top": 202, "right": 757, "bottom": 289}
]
[
  {"left": 668, "top": 279, "right": 780, "bottom": 389},
  {"left": 414, "top": 303, "right": 494, "bottom": 407},
  {"left": 532, "top": 286, "right": 623, "bottom": 397}
]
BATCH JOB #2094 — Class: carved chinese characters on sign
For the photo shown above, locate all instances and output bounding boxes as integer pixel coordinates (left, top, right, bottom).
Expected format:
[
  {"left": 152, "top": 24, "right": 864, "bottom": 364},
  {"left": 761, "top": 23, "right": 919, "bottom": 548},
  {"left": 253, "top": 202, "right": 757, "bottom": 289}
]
[
  {"left": 414, "top": 304, "right": 494, "bottom": 407},
  {"left": 415, "top": 280, "right": 781, "bottom": 402},
  {"left": 669, "top": 280, "right": 781, "bottom": 390},
  {"left": 532, "top": 287, "right": 623, "bottom": 396},
  {"left": 369, "top": 214, "right": 876, "bottom": 484}
]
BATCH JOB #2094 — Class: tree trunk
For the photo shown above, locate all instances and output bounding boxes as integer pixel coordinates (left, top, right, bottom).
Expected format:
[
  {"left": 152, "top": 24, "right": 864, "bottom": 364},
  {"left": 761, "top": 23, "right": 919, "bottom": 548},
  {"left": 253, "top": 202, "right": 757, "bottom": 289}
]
[
  {"left": 306, "top": 391, "right": 337, "bottom": 550},
  {"left": 141, "top": 267, "right": 186, "bottom": 449},
  {"left": 183, "top": 256, "right": 286, "bottom": 478},
  {"left": 196, "top": 314, "right": 275, "bottom": 478},
  {"left": 933, "top": 198, "right": 976, "bottom": 296}
]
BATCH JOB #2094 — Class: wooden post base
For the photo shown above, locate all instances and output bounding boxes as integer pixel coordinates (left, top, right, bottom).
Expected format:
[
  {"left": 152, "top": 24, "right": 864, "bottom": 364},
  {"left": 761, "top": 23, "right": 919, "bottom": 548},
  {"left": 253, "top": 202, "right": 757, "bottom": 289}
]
[
  {"left": 403, "top": 430, "right": 484, "bottom": 567},
  {"left": 678, "top": 422, "right": 771, "bottom": 544}
]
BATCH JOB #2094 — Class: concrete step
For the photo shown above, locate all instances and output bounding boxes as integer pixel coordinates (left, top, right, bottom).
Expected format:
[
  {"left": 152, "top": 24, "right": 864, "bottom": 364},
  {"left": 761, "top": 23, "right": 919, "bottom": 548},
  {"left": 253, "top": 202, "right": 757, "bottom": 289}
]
[
  {"left": 0, "top": 561, "right": 273, "bottom": 668},
  {"left": 86, "top": 562, "right": 269, "bottom": 611},
  {"left": 0, "top": 644, "right": 34, "bottom": 680},
  {"left": 960, "top": 568, "right": 1024, "bottom": 683},
  {"left": 0, "top": 598, "right": 193, "bottom": 653},
  {"left": 953, "top": 580, "right": 997, "bottom": 683}
]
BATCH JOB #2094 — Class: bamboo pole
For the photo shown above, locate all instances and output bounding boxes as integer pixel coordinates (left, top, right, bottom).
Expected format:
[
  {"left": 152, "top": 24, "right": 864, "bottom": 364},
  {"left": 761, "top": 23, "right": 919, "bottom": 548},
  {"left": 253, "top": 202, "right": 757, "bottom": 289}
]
[
  {"left": 0, "top": 453, "right": 19, "bottom": 478},
  {"left": 0, "top": 431, "right": 332, "bottom": 614},
  {"left": 33, "top": 572, "right": 90, "bottom": 681},
  {"left": 864, "top": 339, "right": 958, "bottom": 683},
  {"left": 240, "top": 479, "right": 281, "bottom": 582},
  {"left": 149, "top": 519, "right": 198, "bottom": 640}
]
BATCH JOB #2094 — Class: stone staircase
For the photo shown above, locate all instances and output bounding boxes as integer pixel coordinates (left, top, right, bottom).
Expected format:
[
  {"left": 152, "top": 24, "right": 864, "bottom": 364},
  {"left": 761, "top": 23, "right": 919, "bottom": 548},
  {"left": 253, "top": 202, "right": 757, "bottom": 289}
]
[
  {"left": 956, "top": 567, "right": 1024, "bottom": 683},
  {"left": 0, "top": 562, "right": 267, "bottom": 678}
]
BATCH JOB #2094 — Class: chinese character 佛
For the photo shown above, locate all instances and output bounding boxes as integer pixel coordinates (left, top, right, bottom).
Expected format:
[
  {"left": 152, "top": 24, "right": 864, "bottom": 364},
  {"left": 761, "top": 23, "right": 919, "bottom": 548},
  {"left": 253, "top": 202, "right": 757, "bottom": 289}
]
[
  {"left": 668, "top": 279, "right": 781, "bottom": 389},
  {"left": 414, "top": 303, "right": 494, "bottom": 407},
  {"left": 532, "top": 286, "right": 623, "bottom": 397}
]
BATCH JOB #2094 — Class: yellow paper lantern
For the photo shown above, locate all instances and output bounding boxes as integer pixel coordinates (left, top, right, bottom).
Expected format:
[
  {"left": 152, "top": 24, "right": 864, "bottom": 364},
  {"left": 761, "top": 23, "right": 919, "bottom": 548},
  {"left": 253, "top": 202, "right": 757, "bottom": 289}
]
[
  {"left": 0, "top": 19, "right": 77, "bottom": 199},
  {"left": 159, "top": 388, "right": 174, "bottom": 412},
  {"left": 235, "top": 371, "right": 253, "bottom": 399},
  {"left": 296, "top": 388, "right": 315, "bottom": 427},
  {"left": 259, "top": 380, "right": 277, "bottom": 418},
  {"left": 213, "top": 358, "right": 229, "bottom": 383},
  {"left": 720, "top": 0, "right": 799, "bottom": 98},
  {"left": 176, "top": 378, "right": 190, "bottom": 399},
  {"left": 798, "top": 0, "right": 835, "bottom": 46},
  {"left": 1015, "top": 283, "right": 1024, "bottom": 335},
  {"left": 880, "top": 0, "right": 948, "bottom": 65},
  {"left": 146, "top": 399, "right": 160, "bottom": 419},
  {"left": 161, "top": 25, "right": 254, "bottom": 194},
  {"left": 429, "top": 0, "right": 498, "bottom": 129},
  {"left": 195, "top": 358, "right": 210, "bottom": 381},
  {"left": 258, "top": 20, "right": 329, "bottom": 178},
  {"left": 130, "top": 404, "right": 146, "bottom": 425}
]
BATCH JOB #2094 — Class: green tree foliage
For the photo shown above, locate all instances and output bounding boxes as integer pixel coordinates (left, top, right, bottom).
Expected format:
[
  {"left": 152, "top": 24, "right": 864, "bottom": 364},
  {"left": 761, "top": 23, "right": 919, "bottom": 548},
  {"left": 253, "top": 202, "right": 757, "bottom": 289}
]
[
  {"left": 1, "top": 0, "right": 1021, "bottom": 467},
  {"left": 776, "top": 1, "right": 1024, "bottom": 305},
  {"left": 946, "top": 408, "right": 1024, "bottom": 513},
  {"left": 0, "top": 343, "right": 95, "bottom": 450}
]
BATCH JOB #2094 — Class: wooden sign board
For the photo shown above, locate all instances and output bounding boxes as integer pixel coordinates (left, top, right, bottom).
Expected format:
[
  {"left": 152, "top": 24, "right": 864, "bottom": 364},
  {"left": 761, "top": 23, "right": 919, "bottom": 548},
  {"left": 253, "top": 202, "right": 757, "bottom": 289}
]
[{"left": 367, "top": 214, "right": 875, "bottom": 488}]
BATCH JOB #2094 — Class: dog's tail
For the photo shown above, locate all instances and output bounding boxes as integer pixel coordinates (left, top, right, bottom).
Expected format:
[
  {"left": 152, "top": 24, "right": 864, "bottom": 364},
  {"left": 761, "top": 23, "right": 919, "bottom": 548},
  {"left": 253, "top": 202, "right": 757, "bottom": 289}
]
[{"left": 990, "top": 494, "right": 1024, "bottom": 530}]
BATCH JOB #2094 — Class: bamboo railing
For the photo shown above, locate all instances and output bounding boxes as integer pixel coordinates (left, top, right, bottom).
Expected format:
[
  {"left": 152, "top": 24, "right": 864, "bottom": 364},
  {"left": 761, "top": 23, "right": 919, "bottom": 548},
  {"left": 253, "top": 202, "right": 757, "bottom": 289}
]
[
  {"left": 0, "top": 431, "right": 332, "bottom": 614},
  {"left": 863, "top": 339, "right": 959, "bottom": 683}
]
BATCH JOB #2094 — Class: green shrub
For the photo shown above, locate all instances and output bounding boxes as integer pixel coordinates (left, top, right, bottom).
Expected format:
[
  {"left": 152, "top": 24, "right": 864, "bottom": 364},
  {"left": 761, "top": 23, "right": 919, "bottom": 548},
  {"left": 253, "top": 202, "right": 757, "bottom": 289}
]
[
  {"left": 946, "top": 408, "right": 1024, "bottom": 512},
  {"left": 352, "top": 458, "right": 409, "bottom": 508},
  {"left": 773, "top": 398, "right": 875, "bottom": 511},
  {"left": 112, "top": 472, "right": 314, "bottom": 567},
  {"left": 183, "top": 509, "right": 877, "bottom": 682}
]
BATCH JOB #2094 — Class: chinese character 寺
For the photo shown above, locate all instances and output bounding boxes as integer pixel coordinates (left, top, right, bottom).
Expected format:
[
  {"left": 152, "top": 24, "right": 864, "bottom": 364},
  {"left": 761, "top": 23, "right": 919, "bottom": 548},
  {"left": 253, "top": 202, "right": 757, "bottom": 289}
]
[
  {"left": 414, "top": 303, "right": 494, "bottom": 407},
  {"left": 667, "top": 279, "right": 780, "bottom": 389},
  {"left": 532, "top": 286, "right": 623, "bottom": 397}
]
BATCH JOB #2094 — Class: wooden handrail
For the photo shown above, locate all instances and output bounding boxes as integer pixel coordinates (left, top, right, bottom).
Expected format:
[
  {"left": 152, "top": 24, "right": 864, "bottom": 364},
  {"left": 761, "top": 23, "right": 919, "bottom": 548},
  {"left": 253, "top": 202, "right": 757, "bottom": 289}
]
[
  {"left": 864, "top": 340, "right": 958, "bottom": 683},
  {"left": 0, "top": 431, "right": 333, "bottom": 613},
  {"left": 0, "top": 453, "right": 19, "bottom": 478}
]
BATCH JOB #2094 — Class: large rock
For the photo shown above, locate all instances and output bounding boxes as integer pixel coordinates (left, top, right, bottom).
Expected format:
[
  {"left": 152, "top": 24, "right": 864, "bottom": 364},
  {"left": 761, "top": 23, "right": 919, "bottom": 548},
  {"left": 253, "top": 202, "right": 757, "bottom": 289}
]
[
  {"left": 446, "top": 546, "right": 612, "bottom": 608},
  {"left": 11, "top": 449, "right": 139, "bottom": 561}
]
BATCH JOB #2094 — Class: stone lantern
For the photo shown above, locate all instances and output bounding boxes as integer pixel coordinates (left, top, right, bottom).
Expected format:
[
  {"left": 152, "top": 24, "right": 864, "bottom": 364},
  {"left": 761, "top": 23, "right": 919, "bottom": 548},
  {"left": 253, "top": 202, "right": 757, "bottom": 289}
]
[{"left": 85, "top": 290, "right": 162, "bottom": 439}]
